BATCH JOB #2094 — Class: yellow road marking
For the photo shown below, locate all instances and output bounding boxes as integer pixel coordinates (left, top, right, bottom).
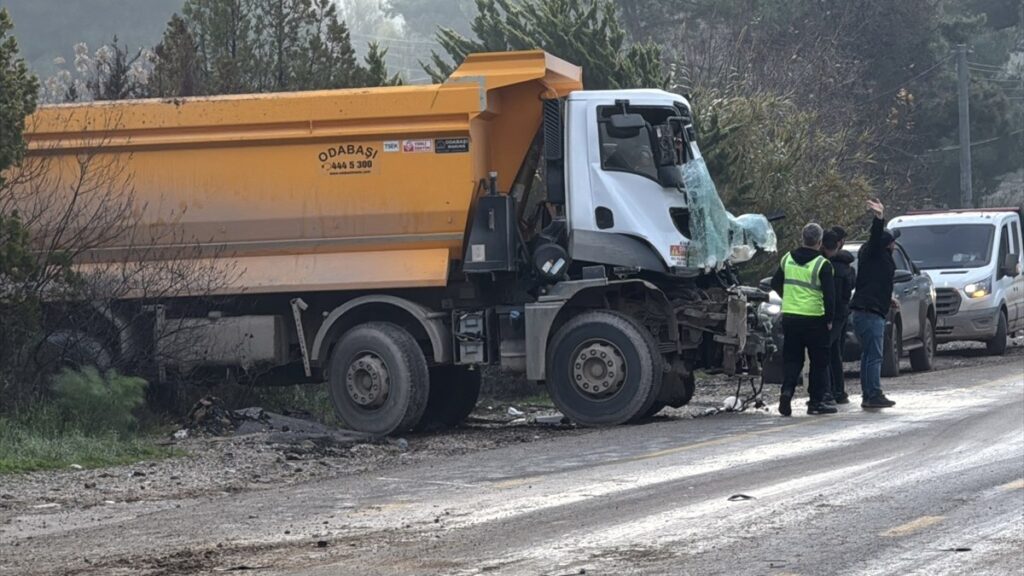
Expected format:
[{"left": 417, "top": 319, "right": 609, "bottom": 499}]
[
  {"left": 998, "top": 479, "right": 1024, "bottom": 491},
  {"left": 883, "top": 515, "right": 945, "bottom": 537}
]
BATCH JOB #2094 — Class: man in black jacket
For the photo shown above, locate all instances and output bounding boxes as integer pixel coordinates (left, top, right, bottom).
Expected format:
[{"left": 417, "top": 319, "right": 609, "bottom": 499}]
[
  {"left": 770, "top": 223, "right": 837, "bottom": 416},
  {"left": 850, "top": 199, "right": 898, "bottom": 409},
  {"left": 823, "top": 228, "right": 856, "bottom": 404}
]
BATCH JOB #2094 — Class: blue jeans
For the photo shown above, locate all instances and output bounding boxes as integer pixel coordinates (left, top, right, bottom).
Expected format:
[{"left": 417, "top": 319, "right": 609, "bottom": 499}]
[{"left": 852, "top": 310, "right": 885, "bottom": 399}]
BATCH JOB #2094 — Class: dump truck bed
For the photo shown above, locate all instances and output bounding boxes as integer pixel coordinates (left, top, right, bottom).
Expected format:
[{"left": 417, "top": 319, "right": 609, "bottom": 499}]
[{"left": 19, "top": 51, "right": 582, "bottom": 295}]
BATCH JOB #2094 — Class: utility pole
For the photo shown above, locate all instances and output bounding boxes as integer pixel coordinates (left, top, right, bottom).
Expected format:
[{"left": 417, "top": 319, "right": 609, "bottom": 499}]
[{"left": 955, "top": 44, "right": 973, "bottom": 208}]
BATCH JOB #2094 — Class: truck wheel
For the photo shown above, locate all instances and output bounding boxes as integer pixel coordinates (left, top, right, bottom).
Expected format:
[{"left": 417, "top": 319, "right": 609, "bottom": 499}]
[
  {"left": 881, "top": 322, "right": 901, "bottom": 378},
  {"left": 416, "top": 366, "right": 482, "bottom": 430},
  {"left": 985, "top": 311, "right": 1008, "bottom": 356},
  {"left": 36, "top": 329, "right": 113, "bottom": 373},
  {"left": 327, "top": 322, "right": 429, "bottom": 436},
  {"left": 909, "top": 317, "right": 935, "bottom": 372},
  {"left": 547, "top": 310, "right": 663, "bottom": 427}
]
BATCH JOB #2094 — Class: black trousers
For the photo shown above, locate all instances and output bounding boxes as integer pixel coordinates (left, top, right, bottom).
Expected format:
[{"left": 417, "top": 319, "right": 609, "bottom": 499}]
[
  {"left": 828, "top": 318, "right": 848, "bottom": 400},
  {"left": 782, "top": 315, "right": 829, "bottom": 404}
]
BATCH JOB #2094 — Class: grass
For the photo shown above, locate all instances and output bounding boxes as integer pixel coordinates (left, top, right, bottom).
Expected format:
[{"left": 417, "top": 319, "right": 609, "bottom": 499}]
[{"left": 0, "top": 408, "right": 179, "bottom": 474}]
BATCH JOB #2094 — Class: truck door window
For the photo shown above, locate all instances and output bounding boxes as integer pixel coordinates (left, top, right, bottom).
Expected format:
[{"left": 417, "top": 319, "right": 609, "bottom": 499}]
[
  {"left": 597, "top": 105, "right": 681, "bottom": 183},
  {"left": 997, "top": 224, "right": 1011, "bottom": 279},
  {"left": 1011, "top": 220, "right": 1022, "bottom": 259}
]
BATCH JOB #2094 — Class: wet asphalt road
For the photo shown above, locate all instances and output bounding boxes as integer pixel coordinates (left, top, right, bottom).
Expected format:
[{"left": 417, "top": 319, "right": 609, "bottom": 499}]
[{"left": 4, "top": 356, "right": 1023, "bottom": 576}]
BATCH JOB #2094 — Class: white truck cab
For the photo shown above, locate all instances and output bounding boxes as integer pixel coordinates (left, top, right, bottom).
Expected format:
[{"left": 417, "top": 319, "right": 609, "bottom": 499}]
[{"left": 889, "top": 209, "right": 1023, "bottom": 355}]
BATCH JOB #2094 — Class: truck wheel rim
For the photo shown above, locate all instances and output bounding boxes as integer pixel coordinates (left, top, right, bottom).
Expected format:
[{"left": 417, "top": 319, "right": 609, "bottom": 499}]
[
  {"left": 346, "top": 353, "right": 390, "bottom": 408},
  {"left": 571, "top": 339, "right": 626, "bottom": 398}
]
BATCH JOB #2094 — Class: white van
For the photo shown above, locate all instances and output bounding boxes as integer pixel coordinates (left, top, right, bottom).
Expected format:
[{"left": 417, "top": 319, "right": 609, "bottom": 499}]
[{"left": 889, "top": 209, "right": 1023, "bottom": 355}]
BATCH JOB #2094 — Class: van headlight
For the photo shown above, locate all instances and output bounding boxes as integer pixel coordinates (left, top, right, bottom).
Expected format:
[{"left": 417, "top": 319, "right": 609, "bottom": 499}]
[{"left": 964, "top": 278, "right": 991, "bottom": 299}]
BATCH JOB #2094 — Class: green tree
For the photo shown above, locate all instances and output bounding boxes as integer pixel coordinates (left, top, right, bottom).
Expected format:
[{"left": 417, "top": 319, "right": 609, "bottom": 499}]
[
  {"left": 0, "top": 8, "right": 42, "bottom": 402},
  {"left": 0, "top": 8, "right": 37, "bottom": 187},
  {"left": 183, "top": 0, "right": 256, "bottom": 94},
  {"left": 151, "top": 14, "right": 202, "bottom": 97},
  {"left": 425, "top": 0, "right": 668, "bottom": 90},
  {"left": 298, "top": 0, "right": 363, "bottom": 89},
  {"left": 362, "top": 41, "right": 402, "bottom": 86}
]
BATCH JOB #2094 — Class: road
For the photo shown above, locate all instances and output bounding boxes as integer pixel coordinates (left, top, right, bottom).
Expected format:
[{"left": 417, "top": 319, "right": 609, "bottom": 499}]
[{"left": 4, "top": 357, "right": 1023, "bottom": 576}]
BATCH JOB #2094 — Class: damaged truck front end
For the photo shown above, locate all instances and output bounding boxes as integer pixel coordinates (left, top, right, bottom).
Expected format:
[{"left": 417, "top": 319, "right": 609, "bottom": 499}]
[{"left": 510, "top": 88, "right": 778, "bottom": 425}]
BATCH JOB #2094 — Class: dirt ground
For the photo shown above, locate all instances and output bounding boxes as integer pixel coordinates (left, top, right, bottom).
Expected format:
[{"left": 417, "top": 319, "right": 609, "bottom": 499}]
[{"left": 1, "top": 337, "right": 1021, "bottom": 525}]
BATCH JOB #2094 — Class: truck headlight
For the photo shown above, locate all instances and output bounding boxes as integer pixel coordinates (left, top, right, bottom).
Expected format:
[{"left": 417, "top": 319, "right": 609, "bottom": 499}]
[{"left": 964, "top": 278, "right": 991, "bottom": 299}]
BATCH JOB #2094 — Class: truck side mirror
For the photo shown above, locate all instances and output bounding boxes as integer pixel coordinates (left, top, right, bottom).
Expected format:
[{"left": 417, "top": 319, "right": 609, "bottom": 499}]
[
  {"left": 607, "top": 113, "right": 645, "bottom": 138},
  {"left": 1002, "top": 252, "right": 1020, "bottom": 278},
  {"left": 893, "top": 270, "right": 913, "bottom": 283}
]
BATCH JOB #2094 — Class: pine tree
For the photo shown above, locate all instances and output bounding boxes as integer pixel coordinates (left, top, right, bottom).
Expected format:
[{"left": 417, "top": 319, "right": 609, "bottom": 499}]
[
  {"left": 0, "top": 8, "right": 37, "bottom": 186},
  {"left": 424, "top": 0, "right": 668, "bottom": 90},
  {"left": 151, "top": 14, "right": 202, "bottom": 97},
  {"left": 182, "top": 0, "right": 256, "bottom": 94},
  {"left": 253, "top": 0, "right": 312, "bottom": 92},
  {"left": 361, "top": 42, "right": 403, "bottom": 87}
]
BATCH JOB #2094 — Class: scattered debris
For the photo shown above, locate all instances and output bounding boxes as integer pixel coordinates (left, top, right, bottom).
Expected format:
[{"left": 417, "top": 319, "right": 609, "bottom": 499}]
[
  {"left": 31, "top": 503, "right": 61, "bottom": 509},
  {"left": 727, "top": 494, "right": 756, "bottom": 501},
  {"left": 507, "top": 406, "right": 525, "bottom": 417},
  {"left": 942, "top": 547, "right": 972, "bottom": 553},
  {"left": 173, "top": 429, "right": 189, "bottom": 440},
  {"left": 69, "top": 464, "right": 83, "bottom": 470}
]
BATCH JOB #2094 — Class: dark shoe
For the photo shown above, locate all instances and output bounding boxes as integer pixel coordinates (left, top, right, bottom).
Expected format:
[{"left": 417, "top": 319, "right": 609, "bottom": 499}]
[
  {"left": 778, "top": 393, "right": 792, "bottom": 417},
  {"left": 862, "top": 394, "right": 896, "bottom": 409},
  {"left": 808, "top": 403, "right": 838, "bottom": 415},
  {"left": 834, "top": 394, "right": 851, "bottom": 405}
]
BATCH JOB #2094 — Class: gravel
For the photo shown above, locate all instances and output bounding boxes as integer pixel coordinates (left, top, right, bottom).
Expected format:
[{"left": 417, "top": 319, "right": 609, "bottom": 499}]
[{"left": 1, "top": 335, "right": 1020, "bottom": 522}]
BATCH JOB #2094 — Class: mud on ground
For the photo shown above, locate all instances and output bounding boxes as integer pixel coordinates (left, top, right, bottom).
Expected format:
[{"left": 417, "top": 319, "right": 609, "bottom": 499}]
[{"left": 1, "top": 337, "right": 1020, "bottom": 525}]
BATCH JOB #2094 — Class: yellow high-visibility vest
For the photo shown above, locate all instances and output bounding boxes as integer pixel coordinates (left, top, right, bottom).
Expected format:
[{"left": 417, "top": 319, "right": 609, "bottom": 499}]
[{"left": 781, "top": 252, "right": 828, "bottom": 317}]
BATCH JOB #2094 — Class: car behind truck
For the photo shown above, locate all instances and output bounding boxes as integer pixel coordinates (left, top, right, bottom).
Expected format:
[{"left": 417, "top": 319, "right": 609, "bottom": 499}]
[
  {"left": 14, "top": 50, "right": 777, "bottom": 434},
  {"left": 889, "top": 209, "right": 1023, "bottom": 355}
]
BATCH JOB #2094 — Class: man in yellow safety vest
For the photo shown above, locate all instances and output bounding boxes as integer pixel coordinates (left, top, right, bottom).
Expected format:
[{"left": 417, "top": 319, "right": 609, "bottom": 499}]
[{"left": 769, "top": 223, "right": 837, "bottom": 416}]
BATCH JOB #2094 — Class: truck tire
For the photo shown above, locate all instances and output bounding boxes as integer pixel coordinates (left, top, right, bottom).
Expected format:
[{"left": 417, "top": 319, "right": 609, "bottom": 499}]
[
  {"left": 546, "top": 310, "right": 663, "bottom": 427},
  {"left": 909, "top": 317, "right": 935, "bottom": 372},
  {"left": 36, "top": 329, "right": 113, "bottom": 373},
  {"left": 327, "top": 322, "right": 429, "bottom": 436},
  {"left": 642, "top": 372, "right": 696, "bottom": 418},
  {"left": 881, "top": 322, "right": 901, "bottom": 378},
  {"left": 416, "top": 366, "right": 482, "bottom": 430},
  {"left": 985, "top": 310, "right": 1008, "bottom": 356}
]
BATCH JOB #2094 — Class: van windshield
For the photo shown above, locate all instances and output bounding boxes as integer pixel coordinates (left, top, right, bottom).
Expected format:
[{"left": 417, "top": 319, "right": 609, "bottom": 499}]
[{"left": 896, "top": 224, "right": 994, "bottom": 269}]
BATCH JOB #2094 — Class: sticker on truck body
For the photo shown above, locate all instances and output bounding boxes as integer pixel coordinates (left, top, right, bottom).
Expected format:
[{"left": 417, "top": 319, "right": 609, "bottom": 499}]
[
  {"left": 382, "top": 140, "right": 400, "bottom": 152},
  {"left": 402, "top": 139, "right": 433, "bottom": 153},
  {"left": 317, "top": 143, "right": 379, "bottom": 176},
  {"left": 435, "top": 137, "right": 470, "bottom": 154}
]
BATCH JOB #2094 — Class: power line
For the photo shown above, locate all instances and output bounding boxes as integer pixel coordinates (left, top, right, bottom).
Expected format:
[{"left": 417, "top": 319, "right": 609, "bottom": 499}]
[
  {"left": 966, "top": 60, "right": 1006, "bottom": 71},
  {"left": 863, "top": 55, "right": 953, "bottom": 104}
]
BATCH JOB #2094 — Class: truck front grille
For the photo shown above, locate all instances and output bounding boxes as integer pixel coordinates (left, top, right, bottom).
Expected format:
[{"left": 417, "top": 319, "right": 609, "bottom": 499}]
[{"left": 935, "top": 287, "right": 961, "bottom": 316}]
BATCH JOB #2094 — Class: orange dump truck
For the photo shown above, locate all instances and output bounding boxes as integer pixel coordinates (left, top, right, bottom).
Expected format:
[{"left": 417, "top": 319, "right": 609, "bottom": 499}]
[{"left": 19, "top": 50, "right": 777, "bottom": 434}]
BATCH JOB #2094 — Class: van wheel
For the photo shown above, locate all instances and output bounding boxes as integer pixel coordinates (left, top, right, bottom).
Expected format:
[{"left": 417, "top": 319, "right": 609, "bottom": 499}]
[
  {"left": 909, "top": 317, "right": 935, "bottom": 372},
  {"left": 985, "top": 311, "right": 1008, "bottom": 356},
  {"left": 416, "top": 366, "right": 482, "bottom": 430},
  {"left": 881, "top": 322, "right": 901, "bottom": 378},
  {"left": 327, "top": 322, "right": 429, "bottom": 436},
  {"left": 547, "top": 310, "right": 662, "bottom": 427}
]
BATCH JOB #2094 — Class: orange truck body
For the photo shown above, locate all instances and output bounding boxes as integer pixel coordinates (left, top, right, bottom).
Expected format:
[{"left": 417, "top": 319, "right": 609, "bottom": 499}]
[{"left": 21, "top": 50, "right": 582, "bottom": 295}]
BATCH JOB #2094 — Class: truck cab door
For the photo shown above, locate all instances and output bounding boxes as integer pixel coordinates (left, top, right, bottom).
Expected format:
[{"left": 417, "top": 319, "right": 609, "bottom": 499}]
[{"left": 565, "top": 98, "right": 692, "bottom": 272}]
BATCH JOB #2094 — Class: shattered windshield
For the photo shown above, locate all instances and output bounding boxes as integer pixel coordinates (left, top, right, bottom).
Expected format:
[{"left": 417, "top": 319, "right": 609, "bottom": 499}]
[{"left": 896, "top": 224, "right": 994, "bottom": 269}]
